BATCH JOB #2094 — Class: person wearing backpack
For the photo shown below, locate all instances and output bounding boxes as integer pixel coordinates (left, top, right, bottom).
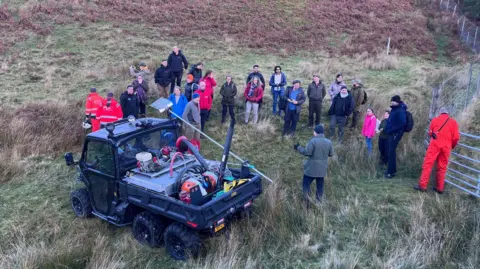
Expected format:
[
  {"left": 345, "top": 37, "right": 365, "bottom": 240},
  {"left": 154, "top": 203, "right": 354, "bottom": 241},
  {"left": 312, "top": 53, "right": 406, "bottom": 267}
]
[
  {"left": 414, "top": 107, "right": 460, "bottom": 194},
  {"left": 384, "top": 95, "right": 408, "bottom": 178},
  {"left": 348, "top": 79, "right": 365, "bottom": 129}
]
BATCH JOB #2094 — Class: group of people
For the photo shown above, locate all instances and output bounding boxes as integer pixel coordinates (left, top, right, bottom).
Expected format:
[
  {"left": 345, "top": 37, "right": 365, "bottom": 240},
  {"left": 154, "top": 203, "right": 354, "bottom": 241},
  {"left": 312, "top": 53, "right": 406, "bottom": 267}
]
[{"left": 84, "top": 46, "right": 462, "bottom": 203}]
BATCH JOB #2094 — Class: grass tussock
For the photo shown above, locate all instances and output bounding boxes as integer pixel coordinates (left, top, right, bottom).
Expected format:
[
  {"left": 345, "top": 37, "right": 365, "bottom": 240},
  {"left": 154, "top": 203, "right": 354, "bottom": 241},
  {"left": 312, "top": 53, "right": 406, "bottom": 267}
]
[{"left": 365, "top": 53, "right": 400, "bottom": 70}]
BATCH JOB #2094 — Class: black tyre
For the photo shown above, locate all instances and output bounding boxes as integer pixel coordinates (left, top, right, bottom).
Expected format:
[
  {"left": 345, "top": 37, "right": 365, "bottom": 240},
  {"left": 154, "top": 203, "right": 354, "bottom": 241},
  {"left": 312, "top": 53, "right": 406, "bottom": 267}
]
[
  {"left": 236, "top": 207, "right": 253, "bottom": 220},
  {"left": 132, "top": 212, "right": 166, "bottom": 248},
  {"left": 70, "top": 188, "right": 92, "bottom": 218},
  {"left": 164, "top": 222, "right": 202, "bottom": 260}
]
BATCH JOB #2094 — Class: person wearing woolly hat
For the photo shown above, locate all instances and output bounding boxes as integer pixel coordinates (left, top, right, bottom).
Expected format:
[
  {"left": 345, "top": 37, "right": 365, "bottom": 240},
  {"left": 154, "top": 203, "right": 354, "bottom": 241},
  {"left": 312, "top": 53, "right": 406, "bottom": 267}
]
[
  {"left": 415, "top": 107, "right": 460, "bottom": 194},
  {"left": 294, "top": 124, "right": 334, "bottom": 203},
  {"left": 184, "top": 74, "right": 199, "bottom": 101},
  {"left": 384, "top": 95, "right": 408, "bottom": 178},
  {"left": 327, "top": 86, "right": 354, "bottom": 142},
  {"left": 182, "top": 92, "right": 202, "bottom": 143},
  {"left": 347, "top": 78, "right": 365, "bottom": 129}
]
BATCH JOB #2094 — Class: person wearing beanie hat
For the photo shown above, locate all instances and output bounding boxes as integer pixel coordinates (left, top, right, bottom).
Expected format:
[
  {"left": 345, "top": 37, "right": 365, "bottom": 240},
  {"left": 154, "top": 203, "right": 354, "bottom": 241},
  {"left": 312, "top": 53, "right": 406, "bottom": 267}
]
[
  {"left": 188, "top": 62, "right": 203, "bottom": 84},
  {"left": 327, "top": 86, "right": 354, "bottom": 142},
  {"left": 328, "top": 73, "right": 346, "bottom": 103},
  {"left": 307, "top": 74, "right": 326, "bottom": 128},
  {"left": 347, "top": 78, "right": 365, "bottom": 129},
  {"left": 129, "top": 61, "right": 151, "bottom": 83},
  {"left": 84, "top": 87, "right": 105, "bottom": 132},
  {"left": 415, "top": 107, "right": 460, "bottom": 193},
  {"left": 97, "top": 92, "right": 123, "bottom": 128},
  {"left": 220, "top": 75, "right": 237, "bottom": 124},
  {"left": 294, "top": 124, "right": 334, "bottom": 203},
  {"left": 120, "top": 85, "right": 139, "bottom": 119},
  {"left": 182, "top": 92, "right": 202, "bottom": 144},
  {"left": 184, "top": 74, "right": 199, "bottom": 101},
  {"left": 282, "top": 79, "right": 306, "bottom": 137},
  {"left": 269, "top": 65, "right": 287, "bottom": 116},
  {"left": 155, "top": 59, "right": 173, "bottom": 98},
  {"left": 384, "top": 95, "right": 408, "bottom": 178}
]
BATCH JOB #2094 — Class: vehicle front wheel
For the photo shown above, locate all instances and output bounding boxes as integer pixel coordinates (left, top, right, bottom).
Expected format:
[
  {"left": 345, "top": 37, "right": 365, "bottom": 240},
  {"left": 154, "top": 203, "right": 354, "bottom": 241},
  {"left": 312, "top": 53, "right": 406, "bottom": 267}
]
[
  {"left": 164, "top": 222, "right": 201, "bottom": 260},
  {"left": 132, "top": 212, "right": 166, "bottom": 248},
  {"left": 70, "top": 188, "right": 92, "bottom": 218}
]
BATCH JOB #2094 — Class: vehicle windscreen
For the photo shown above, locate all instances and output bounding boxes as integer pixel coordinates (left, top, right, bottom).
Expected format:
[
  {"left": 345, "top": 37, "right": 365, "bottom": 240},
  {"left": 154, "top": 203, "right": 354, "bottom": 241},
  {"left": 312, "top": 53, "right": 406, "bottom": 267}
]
[{"left": 118, "top": 128, "right": 177, "bottom": 171}]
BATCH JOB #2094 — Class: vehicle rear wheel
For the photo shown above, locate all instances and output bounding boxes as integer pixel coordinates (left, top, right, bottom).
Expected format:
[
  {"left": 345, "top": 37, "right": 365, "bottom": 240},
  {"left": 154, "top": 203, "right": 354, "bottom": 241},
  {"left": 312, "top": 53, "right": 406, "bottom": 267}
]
[
  {"left": 70, "top": 188, "right": 92, "bottom": 218},
  {"left": 164, "top": 222, "right": 201, "bottom": 260},
  {"left": 132, "top": 212, "right": 166, "bottom": 248}
]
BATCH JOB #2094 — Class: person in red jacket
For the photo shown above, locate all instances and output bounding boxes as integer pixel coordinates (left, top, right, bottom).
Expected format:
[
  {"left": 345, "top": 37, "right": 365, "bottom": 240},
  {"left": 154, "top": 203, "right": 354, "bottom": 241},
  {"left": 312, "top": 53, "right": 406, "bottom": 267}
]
[
  {"left": 97, "top": 92, "right": 123, "bottom": 128},
  {"left": 194, "top": 81, "right": 213, "bottom": 133},
  {"left": 85, "top": 88, "right": 105, "bottom": 132},
  {"left": 415, "top": 107, "right": 460, "bottom": 194},
  {"left": 244, "top": 76, "right": 264, "bottom": 124},
  {"left": 199, "top": 70, "right": 217, "bottom": 99}
]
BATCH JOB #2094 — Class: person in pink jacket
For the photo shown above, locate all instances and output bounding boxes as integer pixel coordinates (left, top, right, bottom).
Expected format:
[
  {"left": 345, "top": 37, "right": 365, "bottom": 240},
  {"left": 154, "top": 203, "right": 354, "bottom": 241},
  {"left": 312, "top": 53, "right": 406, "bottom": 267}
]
[{"left": 362, "top": 108, "right": 377, "bottom": 155}]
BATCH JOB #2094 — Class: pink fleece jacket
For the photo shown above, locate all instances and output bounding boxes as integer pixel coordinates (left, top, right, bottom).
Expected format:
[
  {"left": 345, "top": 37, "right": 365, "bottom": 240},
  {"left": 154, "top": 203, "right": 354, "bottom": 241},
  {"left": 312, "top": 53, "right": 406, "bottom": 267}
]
[{"left": 362, "top": 114, "right": 377, "bottom": 138}]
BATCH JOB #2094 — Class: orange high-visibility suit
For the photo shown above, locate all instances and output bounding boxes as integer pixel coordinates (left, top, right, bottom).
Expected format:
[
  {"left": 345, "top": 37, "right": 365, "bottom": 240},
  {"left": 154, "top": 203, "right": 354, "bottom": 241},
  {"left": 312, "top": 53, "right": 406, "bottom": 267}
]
[
  {"left": 85, "top": 92, "right": 105, "bottom": 132},
  {"left": 96, "top": 98, "right": 123, "bottom": 127},
  {"left": 418, "top": 113, "right": 460, "bottom": 192}
]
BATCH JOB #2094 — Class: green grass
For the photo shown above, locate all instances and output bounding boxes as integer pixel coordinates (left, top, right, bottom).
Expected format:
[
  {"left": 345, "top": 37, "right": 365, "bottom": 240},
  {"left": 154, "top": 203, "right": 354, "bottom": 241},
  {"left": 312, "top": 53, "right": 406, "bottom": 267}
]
[{"left": 1, "top": 21, "right": 479, "bottom": 269}]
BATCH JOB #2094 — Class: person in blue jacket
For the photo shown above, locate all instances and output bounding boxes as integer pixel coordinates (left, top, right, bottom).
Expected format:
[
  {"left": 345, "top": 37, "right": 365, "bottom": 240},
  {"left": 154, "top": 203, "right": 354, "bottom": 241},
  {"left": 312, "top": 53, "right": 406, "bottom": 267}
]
[
  {"left": 384, "top": 95, "right": 407, "bottom": 178},
  {"left": 268, "top": 65, "right": 287, "bottom": 116},
  {"left": 169, "top": 86, "right": 188, "bottom": 119}
]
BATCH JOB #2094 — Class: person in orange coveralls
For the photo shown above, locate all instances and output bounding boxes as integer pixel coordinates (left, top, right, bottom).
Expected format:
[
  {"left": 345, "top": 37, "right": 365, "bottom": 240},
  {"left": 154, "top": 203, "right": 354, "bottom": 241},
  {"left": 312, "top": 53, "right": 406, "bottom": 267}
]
[
  {"left": 85, "top": 88, "right": 105, "bottom": 132},
  {"left": 97, "top": 92, "right": 123, "bottom": 128},
  {"left": 415, "top": 107, "right": 460, "bottom": 194}
]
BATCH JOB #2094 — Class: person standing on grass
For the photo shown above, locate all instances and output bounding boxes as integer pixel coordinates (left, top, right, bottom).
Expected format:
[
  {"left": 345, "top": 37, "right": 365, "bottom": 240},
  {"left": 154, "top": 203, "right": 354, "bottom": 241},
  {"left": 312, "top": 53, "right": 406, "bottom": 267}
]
[
  {"left": 348, "top": 79, "right": 365, "bottom": 129},
  {"left": 129, "top": 62, "right": 151, "bottom": 83},
  {"left": 283, "top": 80, "right": 306, "bottom": 137},
  {"left": 246, "top": 65, "right": 266, "bottom": 112},
  {"left": 85, "top": 87, "right": 105, "bottom": 132},
  {"left": 154, "top": 59, "right": 173, "bottom": 98},
  {"left": 184, "top": 74, "right": 198, "bottom": 101},
  {"left": 97, "top": 92, "right": 123, "bottom": 128},
  {"left": 168, "top": 86, "right": 188, "bottom": 119},
  {"left": 268, "top": 65, "right": 287, "bottom": 117},
  {"left": 307, "top": 74, "right": 326, "bottom": 128},
  {"left": 120, "top": 85, "right": 139, "bottom": 119},
  {"left": 188, "top": 62, "right": 203, "bottom": 84},
  {"left": 328, "top": 86, "right": 354, "bottom": 142},
  {"left": 167, "top": 46, "right": 189, "bottom": 94},
  {"left": 361, "top": 108, "right": 377, "bottom": 156},
  {"left": 194, "top": 81, "right": 213, "bottom": 133},
  {"left": 328, "top": 73, "right": 347, "bottom": 103},
  {"left": 294, "top": 124, "right": 334, "bottom": 202},
  {"left": 415, "top": 107, "right": 460, "bottom": 194},
  {"left": 199, "top": 70, "right": 217, "bottom": 101},
  {"left": 376, "top": 110, "right": 390, "bottom": 166},
  {"left": 182, "top": 93, "right": 202, "bottom": 146},
  {"left": 220, "top": 75, "right": 237, "bottom": 124},
  {"left": 244, "top": 76, "right": 264, "bottom": 125},
  {"left": 384, "top": 95, "right": 407, "bottom": 178},
  {"left": 132, "top": 74, "right": 149, "bottom": 118}
]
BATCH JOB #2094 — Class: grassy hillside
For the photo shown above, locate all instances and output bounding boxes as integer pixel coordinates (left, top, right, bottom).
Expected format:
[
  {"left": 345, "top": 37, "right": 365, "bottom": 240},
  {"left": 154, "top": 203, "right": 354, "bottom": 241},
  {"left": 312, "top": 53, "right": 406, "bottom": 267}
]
[{"left": 1, "top": 1, "right": 479, "bottom": 269}]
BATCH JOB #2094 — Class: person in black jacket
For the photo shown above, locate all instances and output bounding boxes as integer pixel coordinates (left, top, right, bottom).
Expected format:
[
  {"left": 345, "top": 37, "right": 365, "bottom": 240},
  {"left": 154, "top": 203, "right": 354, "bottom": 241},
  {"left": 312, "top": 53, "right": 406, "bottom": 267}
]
[
  {"left": 167, "top": 46, "right": 189, "bottom": 94},
  {"left": 384, "top": 95, "right": 407, "bottom": 178},
  {"left": 220, "top": 75, "right": 237, "bottom": 124},
  {"left": 120, "top": 85, "right": 139, "bottom": 118},
  {"left": 307, "top": 74, "right": 326, "bottom": 128},
  {"left": 188, "top": 62, "right": 203, "bottom": 84},
  {"left": 154, "top": 60, "right": 173, "bottom": 98},
  {"left": 328, "top": 86, "right": 354, "bottom": 142},
  {"left": 184, "top": 74, "right": 198, "bottom": 101}
]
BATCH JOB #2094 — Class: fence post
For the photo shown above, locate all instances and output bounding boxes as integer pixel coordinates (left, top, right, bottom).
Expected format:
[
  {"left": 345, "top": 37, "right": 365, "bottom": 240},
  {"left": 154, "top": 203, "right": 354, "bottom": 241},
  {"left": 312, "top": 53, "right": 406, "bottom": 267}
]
[
  {"left": 446, "top": 0, "right": 450, "bottom": 9},
  {"left": 461, "top": 17, "right": 466, "bottom": 37},
  {"left": 440, "top": 0, "right": 443, "bottom": 8},
  {"left": 476, "top": 174, "right": 480, "bottom": 197},
  {"left": 474, "top": 27, "right": 478, "bottom": 50},
  {"left": 476, "top": 75, "right": 480, "bottom": 99},
  {"left": 430, "top": 86, "right": 440, "bottom": 120},
  {"left": 386, "top": 37, "right": 391, "bottom": 55},
  {"left": 464, "top": 63, "right": 473, "bottom": 111},
  {"left": 453, "top": 4, "right": 456, "bottom": 16},
  {"left": 467, "top": 32, "right": 470, "bottom": 45}
]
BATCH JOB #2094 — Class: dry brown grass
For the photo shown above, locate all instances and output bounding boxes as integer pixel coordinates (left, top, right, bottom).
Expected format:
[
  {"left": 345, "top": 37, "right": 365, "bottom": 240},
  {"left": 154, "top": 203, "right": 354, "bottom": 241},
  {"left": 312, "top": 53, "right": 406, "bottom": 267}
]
[{"left": 365, "top": 53, "right": 400, "bottom": 70}]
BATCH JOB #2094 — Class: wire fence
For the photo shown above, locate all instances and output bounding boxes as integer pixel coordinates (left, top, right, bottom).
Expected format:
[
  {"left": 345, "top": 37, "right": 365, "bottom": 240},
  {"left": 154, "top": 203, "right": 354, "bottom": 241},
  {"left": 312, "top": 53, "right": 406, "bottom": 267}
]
[{"left": 437, "top": 0, "right": 480, "bottom": 53}]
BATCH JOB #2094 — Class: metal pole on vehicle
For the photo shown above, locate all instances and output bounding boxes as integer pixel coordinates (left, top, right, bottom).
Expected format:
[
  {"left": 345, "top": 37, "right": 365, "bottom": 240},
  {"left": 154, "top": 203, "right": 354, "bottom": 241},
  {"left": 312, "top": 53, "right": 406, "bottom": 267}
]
[{"left": 154, "top": 106, "right": 274, "bottom": 183}]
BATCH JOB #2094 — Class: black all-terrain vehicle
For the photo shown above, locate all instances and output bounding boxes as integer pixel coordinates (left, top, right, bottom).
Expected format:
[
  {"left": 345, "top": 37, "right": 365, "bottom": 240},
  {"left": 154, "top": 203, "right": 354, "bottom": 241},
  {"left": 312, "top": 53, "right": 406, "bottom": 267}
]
[{"left": 65, "top": 117, "right": 262, "bottom": 260}]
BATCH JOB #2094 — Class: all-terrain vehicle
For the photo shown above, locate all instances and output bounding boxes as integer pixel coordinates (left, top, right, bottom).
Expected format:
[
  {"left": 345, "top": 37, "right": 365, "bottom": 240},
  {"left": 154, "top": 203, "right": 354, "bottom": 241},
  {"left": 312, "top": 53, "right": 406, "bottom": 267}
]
[{"left": 65, "top": 117, "right": 262, "bottom": 260}]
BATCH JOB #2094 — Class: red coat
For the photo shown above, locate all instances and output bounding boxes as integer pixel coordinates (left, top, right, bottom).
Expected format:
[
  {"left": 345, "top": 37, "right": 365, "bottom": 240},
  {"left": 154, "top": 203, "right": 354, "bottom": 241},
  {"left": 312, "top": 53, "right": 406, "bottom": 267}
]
[
  {"left": 243, "top": 83, "right": 263, "bottom": 102},
  {"left": 200, "top": 77, "right": 217, "bottom": 94},
  {"left": 195, "top": 89, "right": 213, "bottom": 110},
  {"left": 85, "top": 92, "right": 105, "bottom": 118},
  {"left": 97, "top": 98, "right": 123, "bottom": 124},
  {"left": 428, "top": 113, "right": 460, "bottom": 149}
]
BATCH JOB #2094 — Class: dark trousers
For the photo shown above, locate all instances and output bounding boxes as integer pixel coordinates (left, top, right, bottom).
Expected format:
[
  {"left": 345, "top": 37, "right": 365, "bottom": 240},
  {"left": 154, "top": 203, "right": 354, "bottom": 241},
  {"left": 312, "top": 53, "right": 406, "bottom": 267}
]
[
  {"left": 303, "top": 175, "right": 324, "bottom": 201},
  {"left": 308, "top": 100, "right": 322, "bottom": 127},
  {"left": 283, "top": 110, "right": 299, "bottom": 135},
  {"left": 346, "top": 110, "right": 360, "bottom": 128},
  {"left": 387, "top": 132, "right": 404, "bottom": 174},
  {"left": 378, "top": 137, "right": 388, "bottom": 165},
  {"left": 221, "top": 105, "right": 235, "bottom": 123},
  {"left": 200, "top": 109, "right": 210, "bottom": 132},
  {"left": 139, "top": 102, "right": 146, "bottom": 116},
  {"left": 170, "top": 71, "right": 183, "bottom": 93},
  {"left": 329, "top": 115, "right": 346, "bottom": 142}
]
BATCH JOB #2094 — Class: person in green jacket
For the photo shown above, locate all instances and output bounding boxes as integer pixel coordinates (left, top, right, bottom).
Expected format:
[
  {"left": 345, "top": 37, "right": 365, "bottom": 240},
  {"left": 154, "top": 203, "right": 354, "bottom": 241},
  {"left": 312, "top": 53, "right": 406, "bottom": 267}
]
[{"left": 294, "top": 124, "right": 334, "bottom": 202}]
